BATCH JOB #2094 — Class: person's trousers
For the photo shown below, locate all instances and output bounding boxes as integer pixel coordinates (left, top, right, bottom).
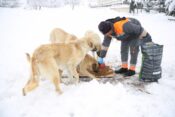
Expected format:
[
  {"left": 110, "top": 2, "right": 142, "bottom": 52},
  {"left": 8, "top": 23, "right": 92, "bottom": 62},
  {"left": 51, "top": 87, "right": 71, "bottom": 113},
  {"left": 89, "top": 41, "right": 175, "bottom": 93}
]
[
  {"left": 121, "top": 39, "right": 140, "bottom": 67},
  {"left": 120, "top": 33, "right": 152, "bottom": 68}
]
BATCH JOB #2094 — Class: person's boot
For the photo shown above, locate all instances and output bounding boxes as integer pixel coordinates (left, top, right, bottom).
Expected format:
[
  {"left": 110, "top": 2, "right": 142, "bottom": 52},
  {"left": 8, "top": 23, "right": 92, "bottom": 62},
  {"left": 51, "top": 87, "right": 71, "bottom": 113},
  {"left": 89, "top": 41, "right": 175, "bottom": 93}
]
[
  {"left": 115, "top": 68, "right": 128, "bottom": 74},
  {"left": 124, "top": 70, "right": 135, "bottom": 77}
]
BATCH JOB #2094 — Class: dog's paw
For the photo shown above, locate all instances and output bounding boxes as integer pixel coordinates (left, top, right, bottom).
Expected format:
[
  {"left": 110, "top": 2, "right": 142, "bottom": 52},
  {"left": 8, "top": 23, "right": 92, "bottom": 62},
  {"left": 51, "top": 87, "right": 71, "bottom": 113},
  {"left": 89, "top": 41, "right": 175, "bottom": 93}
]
[
  {"left": 59, "top": 91, "right": 63, "bottom": 95},
  {"left": 56, "top": 89, "right": 63, "bottom": 95},
  {"left": 95, "top": 78, "right": 100, "bottom": 81}
]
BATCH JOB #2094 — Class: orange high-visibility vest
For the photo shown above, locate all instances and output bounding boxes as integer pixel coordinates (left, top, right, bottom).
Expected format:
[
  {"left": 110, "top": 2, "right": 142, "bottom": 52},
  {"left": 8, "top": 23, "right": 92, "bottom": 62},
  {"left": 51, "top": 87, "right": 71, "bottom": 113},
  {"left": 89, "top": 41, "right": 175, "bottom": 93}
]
[{"left": 113, "top": 18, "right": 129, "bottom": 35}]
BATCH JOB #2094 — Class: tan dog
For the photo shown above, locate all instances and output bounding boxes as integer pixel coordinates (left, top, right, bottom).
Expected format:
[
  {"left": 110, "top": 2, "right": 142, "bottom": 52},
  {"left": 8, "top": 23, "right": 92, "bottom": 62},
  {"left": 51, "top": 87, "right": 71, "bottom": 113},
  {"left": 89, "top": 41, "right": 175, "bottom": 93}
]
[
  {"left": 23, "top": 33, "right": 101, "bottom": 96},
  {"left": 50, "top": 28, "right": 100, "bottom": 79},
  {"left": 50, "top": 28, "right": 77, "bottom": 43},
  {"left": 77, "top": 54, "right": 99, "bottom": 79}
]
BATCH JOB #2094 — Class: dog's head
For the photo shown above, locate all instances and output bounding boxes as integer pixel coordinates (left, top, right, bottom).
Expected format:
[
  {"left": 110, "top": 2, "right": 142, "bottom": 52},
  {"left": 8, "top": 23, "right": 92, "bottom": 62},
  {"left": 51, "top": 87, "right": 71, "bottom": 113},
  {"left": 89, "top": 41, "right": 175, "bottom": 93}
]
[{"left": 84, "top": 31, "right": 102, "bottom": 52}]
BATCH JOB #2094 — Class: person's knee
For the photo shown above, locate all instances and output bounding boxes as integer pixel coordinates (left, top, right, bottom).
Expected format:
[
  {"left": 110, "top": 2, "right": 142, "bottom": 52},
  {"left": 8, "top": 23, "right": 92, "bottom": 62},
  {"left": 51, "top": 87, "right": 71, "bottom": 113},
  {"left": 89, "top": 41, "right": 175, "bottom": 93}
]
[
  {"left": 130, "top": 50, "right": 139, "bottom": 65},
  {"left": 130, "top": 46, "right": 139, "bottom": 54}
]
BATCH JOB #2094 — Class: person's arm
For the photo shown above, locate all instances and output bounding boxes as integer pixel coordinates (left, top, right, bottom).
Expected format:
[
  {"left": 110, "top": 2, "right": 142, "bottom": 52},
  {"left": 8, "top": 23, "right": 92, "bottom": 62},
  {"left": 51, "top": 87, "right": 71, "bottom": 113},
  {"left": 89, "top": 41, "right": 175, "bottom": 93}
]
[
  {"left": 99, "top": 35, "right": 112, "bottom": 58},
  {"left": 97, "top": 35, "right": 112, "bottom": 69}
]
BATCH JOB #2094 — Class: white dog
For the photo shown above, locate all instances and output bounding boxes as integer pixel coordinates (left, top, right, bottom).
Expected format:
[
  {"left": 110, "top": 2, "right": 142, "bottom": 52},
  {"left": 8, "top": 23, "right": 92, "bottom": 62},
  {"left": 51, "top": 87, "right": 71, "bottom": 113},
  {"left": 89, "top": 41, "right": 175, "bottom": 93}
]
[{"left": 23, "top": 32, "right": 101, "bottom": 96}]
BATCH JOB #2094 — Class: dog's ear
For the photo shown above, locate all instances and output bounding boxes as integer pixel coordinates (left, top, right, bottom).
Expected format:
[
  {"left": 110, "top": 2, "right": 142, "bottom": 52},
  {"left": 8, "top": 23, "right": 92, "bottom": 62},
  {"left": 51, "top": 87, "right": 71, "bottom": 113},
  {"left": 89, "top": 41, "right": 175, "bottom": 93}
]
[
  {"left": 87, "top": 40, "right": 94, "bottom": 49},
  {"left": 92, "top": 63, "right": 99, "bottom": 73},
  {"left": 26, "top": 53, "right": 31, "bottom": 62}
]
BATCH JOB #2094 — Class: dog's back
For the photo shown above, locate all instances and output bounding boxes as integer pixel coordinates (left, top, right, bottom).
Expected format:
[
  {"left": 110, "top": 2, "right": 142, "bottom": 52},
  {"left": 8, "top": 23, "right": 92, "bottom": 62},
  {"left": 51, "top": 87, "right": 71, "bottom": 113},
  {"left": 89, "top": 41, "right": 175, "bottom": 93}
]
[{"left": 50, "top": 28, "right": 77, "bottom": 43}]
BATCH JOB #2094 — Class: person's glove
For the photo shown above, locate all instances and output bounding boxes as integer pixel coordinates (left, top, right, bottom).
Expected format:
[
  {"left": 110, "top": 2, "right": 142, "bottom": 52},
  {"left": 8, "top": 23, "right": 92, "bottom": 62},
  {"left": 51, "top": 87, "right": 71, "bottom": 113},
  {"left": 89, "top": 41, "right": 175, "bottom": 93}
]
[
  {"left": 98, "top": 57, "right": 105, "bottom": 69},
  {"left": 98, "top": 57, "right": 104, "bottom": 64}
]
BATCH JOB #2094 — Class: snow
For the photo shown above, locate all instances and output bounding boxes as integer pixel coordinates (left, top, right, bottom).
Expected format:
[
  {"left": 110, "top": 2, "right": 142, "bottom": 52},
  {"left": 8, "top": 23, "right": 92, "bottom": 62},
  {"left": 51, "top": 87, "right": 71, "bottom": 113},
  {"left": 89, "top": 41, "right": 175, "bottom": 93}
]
[
  {"left": 0, "top": 6, "right": 175, "bottom": 117},
  {"left": 165, "top": 0, "right": 175, "bottom": 13},
  {"left": 169, "top": 0, "right": 175, "bottom": 12}
]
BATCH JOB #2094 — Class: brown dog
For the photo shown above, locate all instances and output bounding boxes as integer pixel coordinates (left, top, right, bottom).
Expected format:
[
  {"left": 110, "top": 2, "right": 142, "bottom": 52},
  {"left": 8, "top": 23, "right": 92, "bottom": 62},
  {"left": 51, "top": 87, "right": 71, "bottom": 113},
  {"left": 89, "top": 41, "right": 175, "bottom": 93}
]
[
  {"left": 50, "top": 28, "right": 100, "bottom": 79},
  {"left": 23, "top": 32, "right": 101, "bottom": 96}
]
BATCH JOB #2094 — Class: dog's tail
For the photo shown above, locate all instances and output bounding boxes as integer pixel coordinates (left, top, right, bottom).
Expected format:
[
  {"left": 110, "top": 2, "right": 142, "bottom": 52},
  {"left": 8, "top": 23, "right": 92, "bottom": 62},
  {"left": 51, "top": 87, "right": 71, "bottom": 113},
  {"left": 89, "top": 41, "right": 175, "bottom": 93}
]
[
  {"left": 26, "top": 53, "right": 31, "bottom": 62},
  {"left": 23, "top": 53, "right": 39, "bottom": 96},
  {"left": 26, "top": 53, "right": 39, "bottom": 80}
]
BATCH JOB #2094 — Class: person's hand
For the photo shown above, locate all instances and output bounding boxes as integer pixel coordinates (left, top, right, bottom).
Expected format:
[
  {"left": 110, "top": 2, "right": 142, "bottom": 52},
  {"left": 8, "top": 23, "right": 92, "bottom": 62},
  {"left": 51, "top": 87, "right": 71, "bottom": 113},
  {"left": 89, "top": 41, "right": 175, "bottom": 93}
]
[{"left": 98, "top": 57, "right": 105, "bottom": 69}]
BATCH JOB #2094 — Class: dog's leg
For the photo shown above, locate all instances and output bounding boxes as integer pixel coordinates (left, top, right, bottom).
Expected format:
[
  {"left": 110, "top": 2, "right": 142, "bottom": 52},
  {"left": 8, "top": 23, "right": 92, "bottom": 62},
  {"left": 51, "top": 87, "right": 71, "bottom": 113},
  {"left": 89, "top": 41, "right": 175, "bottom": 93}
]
[
  {"left": 58, "top": 69, "right": 63, "bottom": 83},
  {"left": 68, "top": 65, "right": 79, "bottom": 84},
  {"left": 73, "top": 68, "right": 79, "bottom": 84},
  {"left": 52, "top": 73, "right": 62, "bottom": 94},
  {"left": 67, "top": 68, "right": 75, "bottom": 84},
  {"left": 83, "top": 70, "right": 99, "bottom": 80},
  {"left": 23, "top": 76, "right": 39, "bottom": 96},
  {"left": 59, "top": 69, "right": 63, "bottom": 76},
  {"left": 47, "top": 60, "right": 63, "bottom": 94}
]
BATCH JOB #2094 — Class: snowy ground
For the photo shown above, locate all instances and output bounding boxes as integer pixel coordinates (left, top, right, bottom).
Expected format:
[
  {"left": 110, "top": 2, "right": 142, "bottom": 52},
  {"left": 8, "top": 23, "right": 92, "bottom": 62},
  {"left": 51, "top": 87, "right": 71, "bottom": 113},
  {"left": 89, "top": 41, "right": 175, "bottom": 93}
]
[{"left": 0, "top": 6, "right": 175, "bottom": 117}]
